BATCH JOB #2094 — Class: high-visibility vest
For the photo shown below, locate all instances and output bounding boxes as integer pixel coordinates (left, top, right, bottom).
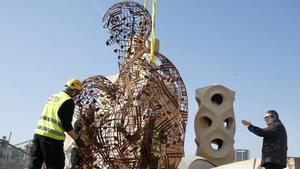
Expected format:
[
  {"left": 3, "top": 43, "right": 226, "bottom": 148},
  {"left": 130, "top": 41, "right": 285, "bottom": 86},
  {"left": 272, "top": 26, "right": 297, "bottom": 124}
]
[
  {"left": 35, "top": 91, "right": 71, "bottom": 140},
  {"left": 151, "top": 131, "right": 161, "bottom": 158},
  {"left": 137, "top": 130, "right": 162, "bottom": 158}
]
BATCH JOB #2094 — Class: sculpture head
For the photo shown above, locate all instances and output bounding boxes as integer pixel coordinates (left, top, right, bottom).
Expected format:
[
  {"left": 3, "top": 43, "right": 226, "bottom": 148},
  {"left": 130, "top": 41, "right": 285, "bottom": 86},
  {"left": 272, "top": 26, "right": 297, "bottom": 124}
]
[{"left": 102, "top": 1, "right": 152, "bottom": 68}]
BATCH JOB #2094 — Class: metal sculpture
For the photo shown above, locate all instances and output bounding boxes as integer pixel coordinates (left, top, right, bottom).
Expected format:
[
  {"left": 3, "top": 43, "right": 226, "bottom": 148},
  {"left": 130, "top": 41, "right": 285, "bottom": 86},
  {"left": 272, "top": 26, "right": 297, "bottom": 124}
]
[
  {"left": 103, "top": 1, "right": 152, "bottom": 69},
  {"left": 74, "top": 1, "right": 188, "bottom": 169}
]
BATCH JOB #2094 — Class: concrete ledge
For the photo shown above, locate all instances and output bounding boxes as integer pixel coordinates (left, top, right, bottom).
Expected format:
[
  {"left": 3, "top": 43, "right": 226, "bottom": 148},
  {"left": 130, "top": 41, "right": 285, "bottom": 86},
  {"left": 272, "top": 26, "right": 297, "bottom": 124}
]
[
  {"left": 178, "top": 155, "right": 216, "bottom": 169},
  {"left": 213, "top": 157, "right": 300, "bottom": 169}
]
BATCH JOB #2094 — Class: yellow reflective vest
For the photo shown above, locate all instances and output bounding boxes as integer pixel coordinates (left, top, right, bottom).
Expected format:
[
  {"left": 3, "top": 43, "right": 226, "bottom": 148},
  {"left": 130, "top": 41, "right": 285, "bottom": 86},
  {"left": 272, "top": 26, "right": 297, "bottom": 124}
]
[
  {"left": 137, "top": 130, "right": 162, "bottom": 158},
  {"left": 35, "top": 91, "right": 71, "bottom": 140}
]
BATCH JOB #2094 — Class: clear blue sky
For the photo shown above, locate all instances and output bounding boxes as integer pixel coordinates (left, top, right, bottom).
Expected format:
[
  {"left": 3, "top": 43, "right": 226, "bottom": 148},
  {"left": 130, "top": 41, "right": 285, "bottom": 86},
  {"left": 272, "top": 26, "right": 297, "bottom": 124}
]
[{"left": 0, "top": 0, "right": 299, "bottom": 158}]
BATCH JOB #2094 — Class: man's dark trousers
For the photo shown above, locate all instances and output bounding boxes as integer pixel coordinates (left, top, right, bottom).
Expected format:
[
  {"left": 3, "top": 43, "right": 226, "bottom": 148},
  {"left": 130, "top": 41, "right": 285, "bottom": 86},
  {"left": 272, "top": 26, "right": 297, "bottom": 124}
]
[
  {"left": 28, "top": 134, "right": 65, "bottom": 169},
  {"left": 264, "top": 163, "right": 284, "bottom": 169}
]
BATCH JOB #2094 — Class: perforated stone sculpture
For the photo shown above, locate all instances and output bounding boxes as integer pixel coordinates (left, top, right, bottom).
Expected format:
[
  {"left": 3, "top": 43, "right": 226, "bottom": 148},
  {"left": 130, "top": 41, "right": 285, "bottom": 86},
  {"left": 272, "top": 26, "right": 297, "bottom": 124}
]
[{"left": 194, "top": 85, "right": 235, "bottom": 166}]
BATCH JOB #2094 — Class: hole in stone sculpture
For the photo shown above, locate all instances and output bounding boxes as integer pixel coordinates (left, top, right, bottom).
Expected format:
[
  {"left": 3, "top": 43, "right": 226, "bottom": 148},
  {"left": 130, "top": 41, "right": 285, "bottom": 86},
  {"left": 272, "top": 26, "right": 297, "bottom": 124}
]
[
  {"left": 224, "top": 117, "right": 233, "bottom": 129},
  {"left": 199, "top": 116, "right": 212, "bottom": 128},
  {"left": 211, "top": 93, "right": 223, "bottom": 106},
  {"left": 195, "top": 97, "right": 201, "bottom": 106},
  {"left": 210, "top": 139, "right": 223, "bottom": 151},
  {"left": 195, "top": 139, "right": 200, "bottom": 147}
]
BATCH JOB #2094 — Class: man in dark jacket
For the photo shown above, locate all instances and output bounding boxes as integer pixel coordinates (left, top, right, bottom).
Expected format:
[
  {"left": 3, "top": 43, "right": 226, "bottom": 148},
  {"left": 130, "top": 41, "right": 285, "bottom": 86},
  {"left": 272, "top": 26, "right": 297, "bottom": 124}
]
[{"left": 242, "top": 110, "right": 288, "bottom": 169}]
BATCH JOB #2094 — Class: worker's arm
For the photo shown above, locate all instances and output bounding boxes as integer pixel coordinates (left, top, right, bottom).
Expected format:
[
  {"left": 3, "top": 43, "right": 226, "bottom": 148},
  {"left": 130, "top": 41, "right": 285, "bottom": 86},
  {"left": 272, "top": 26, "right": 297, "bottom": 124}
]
[
  {"left": 248, "top": 123, "right": 281, "bottom": 137},
  {"left": 58, "top": 99, "right": 77, "bottom": 140},
  {"left": 66, "top": 130, "right": 76, "bottom": 140}
]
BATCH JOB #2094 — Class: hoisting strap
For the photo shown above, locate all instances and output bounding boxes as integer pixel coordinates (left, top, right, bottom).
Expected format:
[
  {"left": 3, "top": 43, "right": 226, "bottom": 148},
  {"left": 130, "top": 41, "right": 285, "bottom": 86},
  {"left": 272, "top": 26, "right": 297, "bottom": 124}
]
[
  {"left": 144, "top": 0, "right": 156, "bottom": 63},
  {"left": 144, "top": 0, "right": 148, "bottom": 8},
  {"left": 150, "top": 0, "right": 156, "bottom": 63}
]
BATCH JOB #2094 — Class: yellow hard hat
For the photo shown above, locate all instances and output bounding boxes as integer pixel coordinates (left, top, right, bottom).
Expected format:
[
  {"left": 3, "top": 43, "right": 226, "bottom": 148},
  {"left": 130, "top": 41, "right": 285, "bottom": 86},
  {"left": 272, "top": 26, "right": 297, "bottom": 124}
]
[{"left": 65, "top": 79, "right": 83, "bottom": 91}]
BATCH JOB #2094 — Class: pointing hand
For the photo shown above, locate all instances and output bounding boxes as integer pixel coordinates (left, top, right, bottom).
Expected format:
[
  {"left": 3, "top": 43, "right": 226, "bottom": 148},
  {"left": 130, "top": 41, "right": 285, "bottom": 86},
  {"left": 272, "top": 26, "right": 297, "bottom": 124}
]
[{"left": 241, "top": 120, "right": 251, "bottom": 127}]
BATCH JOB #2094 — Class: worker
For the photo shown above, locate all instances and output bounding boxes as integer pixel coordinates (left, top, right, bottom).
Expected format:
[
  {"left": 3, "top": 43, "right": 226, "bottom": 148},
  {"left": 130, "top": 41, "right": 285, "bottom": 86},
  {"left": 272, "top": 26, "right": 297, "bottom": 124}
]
[
  {"left": 28, "top": 79, "right": 83, "bottom": 169},
  {"left": 137, "top": 117, "right": 167, "bottom": 169}
]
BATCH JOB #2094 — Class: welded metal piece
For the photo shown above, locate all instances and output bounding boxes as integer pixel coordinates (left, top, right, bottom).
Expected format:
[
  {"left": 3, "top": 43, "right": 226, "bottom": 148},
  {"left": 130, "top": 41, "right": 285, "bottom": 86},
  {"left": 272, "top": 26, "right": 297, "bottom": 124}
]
[
  {"left": 102, "top": 1, "right": 152, "bottom": 69},
  {"left": 74, "top": 1, "right": 188, "bottom": 169}
]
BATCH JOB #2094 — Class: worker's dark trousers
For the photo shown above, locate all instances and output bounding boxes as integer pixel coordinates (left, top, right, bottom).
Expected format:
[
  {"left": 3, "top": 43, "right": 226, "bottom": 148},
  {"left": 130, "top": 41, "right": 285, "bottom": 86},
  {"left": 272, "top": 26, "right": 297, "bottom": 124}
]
[
  {"left": 28, "top": 134, "right": 65, "bottom": 169},
  {"left": 138, "top": 156, "right": 159, "bottom": 169},
  {"left": 264, "top": 163, "right": 284, "bottom": 169},
  {"left": 138, "top": 147, "right": 159, "bottom": 169},
  {"left": 71, "top": 148, "right": 82, "bottom": 169}
]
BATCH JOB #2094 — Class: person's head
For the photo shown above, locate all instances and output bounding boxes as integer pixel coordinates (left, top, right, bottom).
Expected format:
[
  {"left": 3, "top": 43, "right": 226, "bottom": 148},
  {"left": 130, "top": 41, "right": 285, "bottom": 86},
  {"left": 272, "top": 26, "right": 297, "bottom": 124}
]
[
  {"left": 64, "top": 79, "right": 83, "bottom": 99},
  {"left": 264, "top": 110, "right": 279, "bottom": 125}
]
